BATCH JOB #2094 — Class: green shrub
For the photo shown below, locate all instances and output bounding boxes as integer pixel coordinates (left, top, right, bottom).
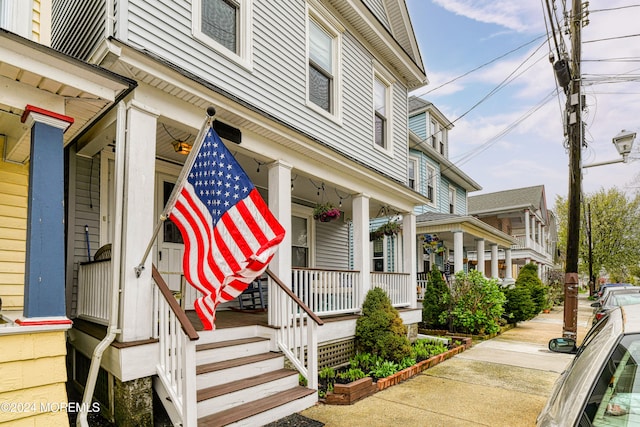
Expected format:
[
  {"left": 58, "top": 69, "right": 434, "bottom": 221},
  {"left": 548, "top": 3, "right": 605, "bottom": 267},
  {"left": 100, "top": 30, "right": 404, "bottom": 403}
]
[
  {"left": 355, "top": 288, "right": 412, "bottom": 363},
  {"left": 422, "top": 265, "right": 451, "bottom": 329},
  {"left": 349, "top": 352, "right": 383, "bottom": 374},
  {"left": 411, "top": 338, "right": 449, "bottom": 361},
  {"left": 448, "top": 270, "right": 505, "bottom": 335},
  {"left": 503, "top": 263, "right": 546, "bottom": 322}
]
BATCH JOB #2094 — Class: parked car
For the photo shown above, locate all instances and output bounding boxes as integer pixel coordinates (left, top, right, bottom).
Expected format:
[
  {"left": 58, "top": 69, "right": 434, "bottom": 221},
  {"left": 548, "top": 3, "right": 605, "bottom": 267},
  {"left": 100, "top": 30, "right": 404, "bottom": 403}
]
[
  {"left": 537, "top": 304, "right": 640, "bottom": 426},
  {"left": 595, "top": 283, "right": 635, "bottom": 310},
  {"left": 591, "top": 288, "right": 640, "bottom": 325}
]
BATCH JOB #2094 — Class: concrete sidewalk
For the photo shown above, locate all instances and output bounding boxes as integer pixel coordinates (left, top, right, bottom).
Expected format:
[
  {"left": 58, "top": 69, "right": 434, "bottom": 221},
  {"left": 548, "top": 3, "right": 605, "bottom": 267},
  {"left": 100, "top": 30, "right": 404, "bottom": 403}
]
[{"left": 299, "top": 292, "right": 593, "bottom": 427}]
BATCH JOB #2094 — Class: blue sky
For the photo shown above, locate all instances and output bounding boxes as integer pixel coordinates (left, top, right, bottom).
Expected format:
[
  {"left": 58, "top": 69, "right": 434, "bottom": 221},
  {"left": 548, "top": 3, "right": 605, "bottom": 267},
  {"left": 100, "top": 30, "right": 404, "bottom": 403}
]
[{"left": 405, "top": 0, "right": 640, "bottom": 206}]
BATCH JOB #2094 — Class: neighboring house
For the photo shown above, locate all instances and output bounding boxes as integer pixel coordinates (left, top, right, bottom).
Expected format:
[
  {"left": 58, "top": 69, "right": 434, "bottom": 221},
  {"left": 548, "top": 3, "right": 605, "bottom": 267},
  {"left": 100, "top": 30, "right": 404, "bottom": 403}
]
[
  {"left": 0, "top": 2, "right": 135, "bottom": 425},
  {"left": 468, "top": 185, "right": 559, "bottom": 282},
  {"left": 407, "top": 97, "right": 517, "bottom": 288},
  {"left": 50, "top": 1, "right": 429, "bottom": 425}
]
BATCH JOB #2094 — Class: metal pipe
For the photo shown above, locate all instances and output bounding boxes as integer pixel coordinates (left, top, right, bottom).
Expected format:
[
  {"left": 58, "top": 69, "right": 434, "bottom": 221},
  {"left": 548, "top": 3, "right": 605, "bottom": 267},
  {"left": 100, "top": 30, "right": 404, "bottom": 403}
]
[{"left": 77, "top": 101, "right": 126, "bottom": 427}]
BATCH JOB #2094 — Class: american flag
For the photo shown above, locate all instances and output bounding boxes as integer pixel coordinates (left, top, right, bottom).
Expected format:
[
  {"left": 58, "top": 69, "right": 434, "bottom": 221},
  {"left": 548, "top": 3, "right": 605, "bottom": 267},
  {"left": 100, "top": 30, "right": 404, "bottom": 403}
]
[{"left": 169, "top": 127, "right": 285, "bottom": 330}]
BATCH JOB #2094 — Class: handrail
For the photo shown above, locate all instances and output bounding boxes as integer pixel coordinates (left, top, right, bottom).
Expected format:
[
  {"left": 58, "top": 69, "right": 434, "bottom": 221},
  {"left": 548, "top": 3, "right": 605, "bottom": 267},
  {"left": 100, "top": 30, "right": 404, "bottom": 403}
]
[
  {"left": 152, "top": 265, "right": 199, "bottom": 340},
  {"left": 266, "top": 268, "right": 323, "bottom": 326}
]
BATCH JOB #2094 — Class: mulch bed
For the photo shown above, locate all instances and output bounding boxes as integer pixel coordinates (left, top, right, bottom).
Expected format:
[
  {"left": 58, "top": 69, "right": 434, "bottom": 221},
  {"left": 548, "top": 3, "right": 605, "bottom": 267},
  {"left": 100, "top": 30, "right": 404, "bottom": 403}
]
[{"left": 264, "top": 413, "right": 325, "bottom": 426}]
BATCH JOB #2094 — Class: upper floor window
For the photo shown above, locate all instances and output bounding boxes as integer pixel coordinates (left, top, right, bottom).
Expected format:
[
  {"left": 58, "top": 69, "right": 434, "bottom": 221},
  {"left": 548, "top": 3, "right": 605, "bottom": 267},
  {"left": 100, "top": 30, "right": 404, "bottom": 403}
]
[
  {"left": 430, "top": 119, "right": 438, "bottom": 149},
  {"left": 193, "top": 0, "right": 252, "bottom": 69},
  {"left": 449, "top": 187, "right": 456, "bottom": 214},
  {"left": 374, "top": 77, "right": 388, "bottom": 148},
  {"left": 440, "top": 128, "right": 447, "bottom": 156},
  {"left": 427, "top": 165, "right": 436, "bottom": 202},
  {"left": 408, "top": 157, "right": 417, "bottom": 190}
]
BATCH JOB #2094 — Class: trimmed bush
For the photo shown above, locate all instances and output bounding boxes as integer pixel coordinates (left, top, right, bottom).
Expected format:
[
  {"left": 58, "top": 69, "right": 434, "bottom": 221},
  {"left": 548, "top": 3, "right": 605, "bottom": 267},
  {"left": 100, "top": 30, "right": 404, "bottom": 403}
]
[
  {"left": 355, "top": 288, "right": 412, "bottom": 363},
  {"left": 422, "top": 265, "right": 451, "bottom": 329},
  {"left": 447, "top": 270, "right": 505, "bottom": 335},
  {"left": 503, "top": 263, "right": 546, "bottom": 322}
]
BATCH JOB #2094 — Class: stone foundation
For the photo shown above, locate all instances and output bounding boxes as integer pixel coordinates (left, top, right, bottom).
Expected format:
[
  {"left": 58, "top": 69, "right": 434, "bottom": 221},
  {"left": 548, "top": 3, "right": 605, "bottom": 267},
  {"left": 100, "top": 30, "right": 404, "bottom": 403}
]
[{"left": 114, "top": 377, "right": 153, "bottom": 427}]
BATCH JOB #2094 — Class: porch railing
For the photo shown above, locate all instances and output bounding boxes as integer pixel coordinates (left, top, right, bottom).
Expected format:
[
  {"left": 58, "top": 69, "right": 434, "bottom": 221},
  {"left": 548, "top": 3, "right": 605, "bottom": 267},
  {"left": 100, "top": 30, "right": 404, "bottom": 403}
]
[
  {"left": 77, "top": 259, "right": 112, "bottom": 325},
  {"left": 416, "top": 272, "right": 429, "bottom": 300},
  {"left": 266, "top": 268, "right": 323, "bottom": 390},
  {"left": 151, "top": 266, "right": 199, "bottom": 427},
  {"left": 371, "top": 272, "right": 412, "bottom": 307},
  {"left": 291, "top": 268, "right": 360, "bottom": 316}
]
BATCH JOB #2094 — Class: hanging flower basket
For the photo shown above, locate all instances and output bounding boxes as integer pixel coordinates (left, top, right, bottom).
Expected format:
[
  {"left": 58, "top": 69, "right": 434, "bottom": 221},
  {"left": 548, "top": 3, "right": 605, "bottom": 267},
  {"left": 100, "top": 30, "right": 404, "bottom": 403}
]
[
  {"left": 313, "top": 203, "right": 341, "bottom": 222},
  {"left": 423, "top": 234, "right": 445, "bottom": 254},
  {"left": 370, "top": 221, "right": 402, "bottom": 240}
]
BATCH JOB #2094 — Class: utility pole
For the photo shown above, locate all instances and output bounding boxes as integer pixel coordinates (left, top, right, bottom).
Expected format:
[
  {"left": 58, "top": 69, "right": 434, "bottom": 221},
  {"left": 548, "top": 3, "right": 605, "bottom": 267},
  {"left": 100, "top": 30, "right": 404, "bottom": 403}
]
[
  {"left": 587, "top": 203, "right": 594, "bottom": 296},
  {"left": 563, "top": 0, "right": 584, "bottom": 339}
]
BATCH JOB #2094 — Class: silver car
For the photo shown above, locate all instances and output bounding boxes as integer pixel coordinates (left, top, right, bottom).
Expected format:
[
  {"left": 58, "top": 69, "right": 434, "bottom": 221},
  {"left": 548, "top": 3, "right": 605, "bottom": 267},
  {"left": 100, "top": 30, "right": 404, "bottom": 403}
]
[{"left": 538, "top": 304, "right": 640, "bottom": 426}]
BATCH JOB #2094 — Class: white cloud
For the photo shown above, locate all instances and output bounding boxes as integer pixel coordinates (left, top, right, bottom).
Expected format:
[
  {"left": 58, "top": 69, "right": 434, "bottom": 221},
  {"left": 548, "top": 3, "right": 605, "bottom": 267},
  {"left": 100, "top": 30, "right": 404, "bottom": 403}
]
[{"left": 431, "top": 0, "right": 545, "bottom": 33}]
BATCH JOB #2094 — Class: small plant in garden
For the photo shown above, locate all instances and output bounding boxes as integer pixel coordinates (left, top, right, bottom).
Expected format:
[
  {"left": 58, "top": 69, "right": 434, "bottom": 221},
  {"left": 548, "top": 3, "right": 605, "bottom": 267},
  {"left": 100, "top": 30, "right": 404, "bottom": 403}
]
[
  {"left": 355, "top": 288, "right": 412, "bottom": 363},
  {"left": 411, "top": 338, "right": 449, "bottom": 361},
  {"left": 336, "top": 368, "right": 367, "bottom": 384},
  {"left": 349, "top": 352, "right": 383, "bottom": 374},
  {"left": 368, "top": 360, "right": 399, "bottom": 381},
  {"left": 299, "top": 374, "right": 308, "bottom": 387},
  {"left": 398, "top": 356, "right": 417, "bottom": 370}
]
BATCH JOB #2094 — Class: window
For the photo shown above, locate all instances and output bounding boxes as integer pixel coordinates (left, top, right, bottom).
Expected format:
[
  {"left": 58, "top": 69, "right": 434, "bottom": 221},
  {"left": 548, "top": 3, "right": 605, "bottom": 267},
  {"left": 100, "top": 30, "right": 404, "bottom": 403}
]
[
  {"left": 449, "top": 187, "right": 456, "bottom": 214},
  {"left": 427, "top": 166, "right": 436, "bottom": 201},
  {"left": 307, "top": 11, "right": 341, "bottom": 117},
  {"left": 430, "top": 120, "right": 437, "bottom": 149},
  {"left": 193, "top": 0, "right": 252, "bottom": 68},
  {"left": 408, "top": 158, "right": 417, "bottom": 190},
  {"left": 163, "top": 182, "right": 183, "bottom": 244},
  {"left": 291, "top": 216, "right": 309, "bottom": 267},
  {"left": 374, "top": 77, "right": 388, "bottom": 148},
  {"left": 372, "top": 238, "right": 384, "bottom": 271}
]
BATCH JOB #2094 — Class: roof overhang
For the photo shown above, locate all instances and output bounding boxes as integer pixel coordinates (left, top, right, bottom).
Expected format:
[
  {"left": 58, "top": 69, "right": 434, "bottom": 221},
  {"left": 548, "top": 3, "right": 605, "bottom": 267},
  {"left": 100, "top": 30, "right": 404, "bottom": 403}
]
[
  {"left": 0, "top": 29, "right": 136, "bottom": 164},
  {"left": 86, "top": 39, "right": 430, "bottom": 214},
  {"left": 416, "top": 214, "right": 517, "bottom": 248}
]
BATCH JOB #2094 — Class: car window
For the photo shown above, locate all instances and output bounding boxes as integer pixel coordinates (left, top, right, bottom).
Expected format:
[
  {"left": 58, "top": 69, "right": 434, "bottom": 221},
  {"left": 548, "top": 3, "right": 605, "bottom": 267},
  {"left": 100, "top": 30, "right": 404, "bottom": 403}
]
[
  {"left": 580, "top": 334, "right": 640, "bottom": 426},
  {"left": 609, "top": 294, "right": 640, "bottom": 308}
]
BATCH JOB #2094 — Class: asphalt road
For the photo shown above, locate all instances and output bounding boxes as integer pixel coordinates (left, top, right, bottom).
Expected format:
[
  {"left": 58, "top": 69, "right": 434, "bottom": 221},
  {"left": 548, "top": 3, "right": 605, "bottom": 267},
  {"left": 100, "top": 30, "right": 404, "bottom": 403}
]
[{"left": 299, "top": 292, "right": 593, "bottom": 427}]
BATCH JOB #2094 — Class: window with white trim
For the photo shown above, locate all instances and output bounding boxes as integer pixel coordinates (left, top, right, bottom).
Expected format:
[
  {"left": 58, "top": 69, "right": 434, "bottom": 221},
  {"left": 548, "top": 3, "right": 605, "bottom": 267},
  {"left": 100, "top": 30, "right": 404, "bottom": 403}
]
[
  {"left": 449, "top": 187, "right": 456, "bottom": 214},
  {"left": 193, "top": 0, "right": 252, "bottom": 68},
  {"left": 374, "top": 77, "right": 388, "bottom": 148},
  {"left": 408, "top": 157, "right": 418, "bottom": 190},
  {"left": 430, "top": 119, "right": 437, "bottom": 149},
  {"left": 372, "top": 237, "right": 384, "bottom": 272},
  {"left": 307, "top": 11, "right": 341, "bottom": 116},
  {"left": 427, "top": 165, "right": 436, "bottom": 202},
  {"left": 291, "top": 215, "right": 309, "bottom": 267},
  {"left": 440, "top": 127, "right": 447, "bottom": 155}
]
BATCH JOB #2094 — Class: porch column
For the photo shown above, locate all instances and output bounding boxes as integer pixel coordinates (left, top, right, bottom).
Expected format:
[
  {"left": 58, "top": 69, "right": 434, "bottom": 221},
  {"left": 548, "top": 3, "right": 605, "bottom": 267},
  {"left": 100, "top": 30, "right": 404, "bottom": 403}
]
[
  {"left": 267, "top": 160, "right": 292, "bottom": 327},
  {"left": 503, "top": 248, "right": 514, "bottom": 286},
  {"left": 453, "top": 230, "right": 464, "bottom": 274},
  {"left": 118, "top": 101, "right": 158, "bottom": 342},
  {"left": 353, "top": 194, "right": 370, "bottom": 307},
  {"left": 19, "top": 106, "right": 73, "bottom": 325},
  {"left": 490, "top": 244, "right": 499, "bottom": 279},
  {"left": 524, "top": 210, "right": 530, "bottom": 248},
  {"left": 402, "top": 212, "right": 417, "bottom": 309},
  {"left": 476, "top": 239, "right": 485, "bottom": 275}
]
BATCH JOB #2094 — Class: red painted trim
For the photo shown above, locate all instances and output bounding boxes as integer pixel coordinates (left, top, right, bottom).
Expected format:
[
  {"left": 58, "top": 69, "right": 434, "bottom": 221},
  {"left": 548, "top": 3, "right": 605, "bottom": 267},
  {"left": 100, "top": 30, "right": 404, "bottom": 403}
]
[
  {"left": 15, "top": 318, "right": 73, "bottom": 326},
  {"left": 20, "top": 105, "right": 74, "bottom": 126}
]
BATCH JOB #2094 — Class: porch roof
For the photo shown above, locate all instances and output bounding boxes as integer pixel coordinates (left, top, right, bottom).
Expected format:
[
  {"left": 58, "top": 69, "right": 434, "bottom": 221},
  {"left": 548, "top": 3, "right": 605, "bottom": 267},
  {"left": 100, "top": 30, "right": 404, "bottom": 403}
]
[
  {"left": 81, "top": 39, "right": 430, "bottom": 216},
  {"left": 0, "top": 29, "right": 136, "bottom": 164},
  {"left": 416, "top": 212, "right": 517, "bottom": 248}
]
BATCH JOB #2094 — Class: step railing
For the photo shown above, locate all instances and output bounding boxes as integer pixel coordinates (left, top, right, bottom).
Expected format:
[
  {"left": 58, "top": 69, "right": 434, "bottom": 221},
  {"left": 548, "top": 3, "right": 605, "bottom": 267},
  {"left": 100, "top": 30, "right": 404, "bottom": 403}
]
[
  {"left": 266, "top": 268, "right": 324, "bottom": 390},
  {"left": 151, "top": 265, "right": 199, "bottom": 427}
]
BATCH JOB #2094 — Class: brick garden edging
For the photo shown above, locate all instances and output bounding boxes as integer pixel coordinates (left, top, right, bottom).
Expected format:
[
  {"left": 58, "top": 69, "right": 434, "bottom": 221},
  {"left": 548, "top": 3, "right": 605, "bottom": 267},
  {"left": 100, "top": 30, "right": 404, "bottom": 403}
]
[{"left": 324, "top": 339, "right": 470, "bottom": 404}]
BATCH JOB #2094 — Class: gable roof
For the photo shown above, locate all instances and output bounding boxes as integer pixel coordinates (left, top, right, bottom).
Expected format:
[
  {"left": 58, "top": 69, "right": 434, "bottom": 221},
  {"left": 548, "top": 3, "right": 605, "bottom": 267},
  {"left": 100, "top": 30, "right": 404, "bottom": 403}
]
[{"left": 468, "top": 185, "right": 548, "bottom": 220}]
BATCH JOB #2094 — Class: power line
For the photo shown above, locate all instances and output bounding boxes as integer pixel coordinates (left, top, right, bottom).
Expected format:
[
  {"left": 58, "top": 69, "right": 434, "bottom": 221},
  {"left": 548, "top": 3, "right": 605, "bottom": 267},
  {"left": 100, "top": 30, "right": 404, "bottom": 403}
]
[
  {"left": 584, "top": 33, "right": 640, "bottom": 44},
  {"left": 411, "top": 34, "right": 548, "bottom": 97}
]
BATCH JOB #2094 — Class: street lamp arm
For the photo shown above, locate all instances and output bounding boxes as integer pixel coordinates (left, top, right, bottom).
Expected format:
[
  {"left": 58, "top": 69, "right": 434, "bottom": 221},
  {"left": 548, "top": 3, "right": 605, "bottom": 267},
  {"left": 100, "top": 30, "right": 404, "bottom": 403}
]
[{"left": 583, "top": 157, "right": 626, "bottom": 168}]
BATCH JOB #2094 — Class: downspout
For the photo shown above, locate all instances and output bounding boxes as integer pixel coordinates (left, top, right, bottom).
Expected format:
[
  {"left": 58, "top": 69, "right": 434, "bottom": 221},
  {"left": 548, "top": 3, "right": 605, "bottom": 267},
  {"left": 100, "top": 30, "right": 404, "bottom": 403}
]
[
  {"left": 105, "top": 0, "right": 114, "bottom": 38},
  {"left": 77, "top": 101, "right": 126, "bottom": 427}
]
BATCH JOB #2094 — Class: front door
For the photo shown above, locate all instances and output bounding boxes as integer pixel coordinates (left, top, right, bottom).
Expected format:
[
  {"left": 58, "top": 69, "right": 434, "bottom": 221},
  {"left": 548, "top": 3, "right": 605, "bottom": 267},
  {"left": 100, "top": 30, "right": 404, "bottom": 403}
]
[{"left": 155, "top": 174, "right": 198, "bottom": 307}]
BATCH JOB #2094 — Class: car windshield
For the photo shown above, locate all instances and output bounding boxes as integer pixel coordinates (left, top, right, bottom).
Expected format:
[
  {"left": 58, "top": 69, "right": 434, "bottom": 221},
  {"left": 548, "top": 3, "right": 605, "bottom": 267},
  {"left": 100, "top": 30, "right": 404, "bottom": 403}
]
[
  {"left": 607, "top": 293, "right": 640, "bottom": 309},
  {"left": 585, "top": 334, "right": 640, "bottom": 426}
]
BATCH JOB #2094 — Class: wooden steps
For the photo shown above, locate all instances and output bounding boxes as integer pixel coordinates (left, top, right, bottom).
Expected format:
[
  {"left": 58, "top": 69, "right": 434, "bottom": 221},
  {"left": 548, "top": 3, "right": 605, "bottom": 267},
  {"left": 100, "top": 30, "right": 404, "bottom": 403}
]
[
  {"left": 198, "top": 387, "right": 317, "bottom": 427},
  {"left": 190, "top": 327, "right": 317, "bottom": 426}
]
